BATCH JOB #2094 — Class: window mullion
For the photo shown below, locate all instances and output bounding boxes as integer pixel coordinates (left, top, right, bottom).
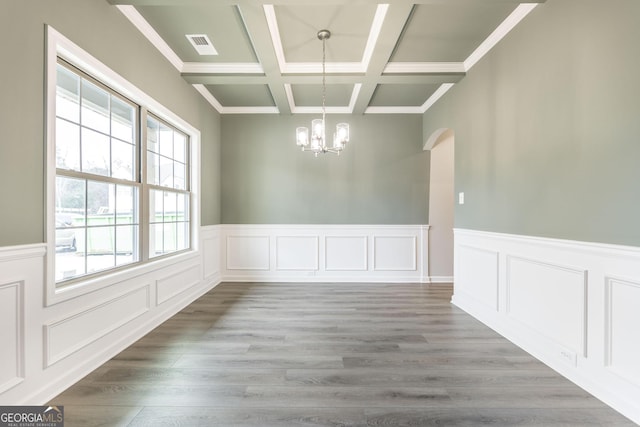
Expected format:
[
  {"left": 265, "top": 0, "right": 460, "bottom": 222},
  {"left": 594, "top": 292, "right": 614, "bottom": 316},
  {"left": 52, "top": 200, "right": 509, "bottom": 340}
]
[{"left": 140, "top": 107, "right": 150, "bottom": 263}]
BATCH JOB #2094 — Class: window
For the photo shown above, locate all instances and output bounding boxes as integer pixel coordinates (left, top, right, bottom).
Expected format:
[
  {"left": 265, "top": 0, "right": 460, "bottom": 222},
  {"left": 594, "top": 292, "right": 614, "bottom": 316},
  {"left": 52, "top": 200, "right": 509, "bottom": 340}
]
[
  {"left": 146, "top": 115, "right": 190, "bottom": 258},
  {"left": 53, "top": 60, "right": 192, "bottom": 285}
]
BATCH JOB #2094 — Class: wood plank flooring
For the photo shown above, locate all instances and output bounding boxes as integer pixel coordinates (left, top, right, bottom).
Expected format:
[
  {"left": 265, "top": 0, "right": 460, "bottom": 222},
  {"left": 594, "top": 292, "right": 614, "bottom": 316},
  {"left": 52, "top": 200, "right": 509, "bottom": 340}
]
[{"left": 49, "top": 282, "right": 635, "bottom": 426}]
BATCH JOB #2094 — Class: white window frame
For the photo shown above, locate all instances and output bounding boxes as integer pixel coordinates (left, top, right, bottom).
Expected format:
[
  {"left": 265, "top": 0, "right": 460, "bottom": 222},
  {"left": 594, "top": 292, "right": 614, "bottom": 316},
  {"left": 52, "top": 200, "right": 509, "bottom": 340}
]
[{"left": 45, "top": 26, "right": 201, "bottom": 305}]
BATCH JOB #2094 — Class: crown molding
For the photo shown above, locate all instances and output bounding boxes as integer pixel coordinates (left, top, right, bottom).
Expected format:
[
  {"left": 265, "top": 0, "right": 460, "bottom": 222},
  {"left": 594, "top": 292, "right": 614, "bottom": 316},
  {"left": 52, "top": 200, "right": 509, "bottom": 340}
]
[
  {"left": 384, "top": 62, "right": 466, "bottom": 74},
  {"left": 182, "top": 62, "right": 264, "bottom": 74},
  {"left": 365, "top": 106, "right": 424, "bottom": 114},
  {"left": 464, "top": 3, "right": 538, "bottom": 71},
  {"left": 421, "top": 83, "right": 455, "bottom": 112},
  {"left": 193, "top": 84, "right": 223, "bottom": 113},
  {"left": 285, "top": 83, "right": 360, "bottom": 114},
  {"left": 116, "top": 5, "right": 183, "bottom": 72}
]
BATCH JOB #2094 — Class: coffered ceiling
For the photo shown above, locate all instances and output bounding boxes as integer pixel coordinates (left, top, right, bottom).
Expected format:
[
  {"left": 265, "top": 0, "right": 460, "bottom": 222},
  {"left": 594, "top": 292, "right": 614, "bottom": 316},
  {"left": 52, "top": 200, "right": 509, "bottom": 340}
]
[{"left": 107, "top": 0, "right": 545, "bottom": 115}]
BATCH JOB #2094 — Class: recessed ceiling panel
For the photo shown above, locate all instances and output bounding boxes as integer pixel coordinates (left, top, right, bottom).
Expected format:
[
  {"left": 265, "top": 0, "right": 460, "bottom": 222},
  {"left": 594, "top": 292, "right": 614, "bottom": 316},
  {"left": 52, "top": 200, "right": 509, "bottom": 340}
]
[
  {"left": 275, "top": 4, "right": 377, "bottom": 62},
  {"left": 292, "top": 84, "right": 353, "bottom": 107},
  {"left": 390, "top": 4, "right": 518, "bottom": 63},
  {"left": 136, "top": 5, "right": 257, "bottom": 63},
  {"left": 369, "top": 84, "right": 441, "bottom": 107},
  {"left": 205, "top": 85, "right": 274, "bottom": 107}
]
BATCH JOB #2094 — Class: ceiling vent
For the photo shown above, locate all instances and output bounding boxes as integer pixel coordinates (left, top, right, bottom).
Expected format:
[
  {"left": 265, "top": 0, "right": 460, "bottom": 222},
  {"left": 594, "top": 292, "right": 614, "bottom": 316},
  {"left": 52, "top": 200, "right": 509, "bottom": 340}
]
[{"left": 186, "top": 34, "right": 218, "bottom": 56}]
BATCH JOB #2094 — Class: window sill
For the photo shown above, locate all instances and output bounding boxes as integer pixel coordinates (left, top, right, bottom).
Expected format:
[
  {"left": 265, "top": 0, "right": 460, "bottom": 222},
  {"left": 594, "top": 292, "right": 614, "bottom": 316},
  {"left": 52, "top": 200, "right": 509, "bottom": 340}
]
[{"left": 46, "top": 248, "right": 201, "bottom": 306}]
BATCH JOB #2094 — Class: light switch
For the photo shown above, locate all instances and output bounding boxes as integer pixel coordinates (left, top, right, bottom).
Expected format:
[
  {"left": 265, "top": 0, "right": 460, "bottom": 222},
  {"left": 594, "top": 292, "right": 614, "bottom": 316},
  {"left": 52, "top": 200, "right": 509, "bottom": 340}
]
[{"left": 458, "top": 192, "right": 465, "bottom": 205}]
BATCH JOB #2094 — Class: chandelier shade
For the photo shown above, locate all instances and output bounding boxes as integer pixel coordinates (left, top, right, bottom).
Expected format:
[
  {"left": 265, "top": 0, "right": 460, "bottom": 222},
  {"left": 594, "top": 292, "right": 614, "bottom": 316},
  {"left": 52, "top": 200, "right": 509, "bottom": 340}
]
[{"left": 295, "top": 30, "right": 350, "bottom": 157}]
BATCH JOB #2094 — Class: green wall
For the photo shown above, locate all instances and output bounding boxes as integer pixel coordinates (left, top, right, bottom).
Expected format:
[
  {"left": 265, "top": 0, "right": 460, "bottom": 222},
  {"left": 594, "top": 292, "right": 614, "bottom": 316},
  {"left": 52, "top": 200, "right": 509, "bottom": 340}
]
[
  {"left": 0, "top": 0, "right": 221, "bottom": 247},
  {"left": 423, "top": 0, "right": 640, "bottom": 246},
  {"left": 221, "top": 114, "right": 429, "bottom": 224}
]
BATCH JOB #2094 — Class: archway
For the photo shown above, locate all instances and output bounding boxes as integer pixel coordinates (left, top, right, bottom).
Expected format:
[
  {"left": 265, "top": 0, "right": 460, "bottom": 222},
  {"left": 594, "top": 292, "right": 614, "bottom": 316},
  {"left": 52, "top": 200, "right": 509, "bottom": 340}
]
[{"left": 426, "top": 128, "right": 454, "bottom": 282}]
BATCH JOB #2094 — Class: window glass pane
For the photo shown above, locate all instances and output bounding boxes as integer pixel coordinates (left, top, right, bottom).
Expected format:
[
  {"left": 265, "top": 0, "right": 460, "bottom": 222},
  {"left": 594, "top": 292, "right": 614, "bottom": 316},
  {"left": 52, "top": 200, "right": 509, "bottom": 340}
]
[
  {"left": 86, "top": 226, "right": 115, "bottom": 273},
  {"left": 116, "top": 185, "right": 137, "bottom": 224},
  {"left": 112, "top": 139, "right": 134, "bottom": 181},
  {"left": 55, "top": 119, "right": 81, "bottom": 171},
  {"left": 81, "top": 79, "right": 110, "bottom": 133},
  {"left": 176, "top": 193, "right": 188, "bottom": 222},
  {"left": 147, "top": 152, "right": 159, "bottom": 186},
  {"left": 116, "top": 225, "right": 137, "bottom": 266},
  {"left": 55, "top": 175, "right": 85, "bottom": 282},
  {"left": 174, "top": 162, "right": 186, "bottom": 190},
  {"left": 147, "top": 116, "right": 159, "bottom": 153},
  {"left": 163, "top": 191, "right": 177, "bottom": 222},
  {"left": 82, "top": 128, "right": 110, "bottom": 176},
  {"left": 159, "top": 156, "right": 174, "bottom": 188},
  {"left": 87, "top": 181, "right": 115, "bottom": 220},
  {"left": 56, "top": 65, "right": 80, "bottom": 123},
  {"left": 163, "top": 222, "right": 177, "bottom": 253},
  {"left": 55, "top": 176, "right": 86, "bottom": 218},
  {"left": 111, "top": 97, "right": 135, "bottom": 143},
  {"left": 159, "top": 123, "right": 173, "bottom": 158},
  {"left": 56, "top": 249, "right": 86, "bottom": 282},
  {"left": 174, "top": 133, "right": 186, "bottom": 163},
  {"left": 177, "top": 221, "right": 189, "bottom": 251}
]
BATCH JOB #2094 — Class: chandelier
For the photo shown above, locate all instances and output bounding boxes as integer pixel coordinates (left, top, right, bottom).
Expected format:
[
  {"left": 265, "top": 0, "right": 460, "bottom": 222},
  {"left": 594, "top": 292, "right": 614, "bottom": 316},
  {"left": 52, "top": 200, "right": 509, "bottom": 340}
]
[{"left": 296, "top": 30, "right": 350, "bottom": 157}]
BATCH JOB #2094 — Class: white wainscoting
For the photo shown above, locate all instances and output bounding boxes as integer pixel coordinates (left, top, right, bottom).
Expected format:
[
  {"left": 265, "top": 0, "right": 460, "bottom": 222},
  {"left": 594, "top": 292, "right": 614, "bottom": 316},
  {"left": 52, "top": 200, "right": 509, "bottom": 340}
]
[
  {"left": 0, "top": 225, "right": 222, "bottom": 405},
  {"left": 220, "top": 224, "right": 431, "bottom": 283},
  {"left": 0, "top": 280, "right": 24, "bottom": 394},
  {"left": 453, "top": 228, "right": 640, "bottom": 425}
]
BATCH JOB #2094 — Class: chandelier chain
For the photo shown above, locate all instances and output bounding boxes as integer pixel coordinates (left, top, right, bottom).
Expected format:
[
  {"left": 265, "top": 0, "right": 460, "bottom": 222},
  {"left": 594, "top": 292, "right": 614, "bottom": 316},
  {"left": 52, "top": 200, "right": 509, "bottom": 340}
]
[{"left": 321, "top": 34, "right": 326, "bottom": 125}]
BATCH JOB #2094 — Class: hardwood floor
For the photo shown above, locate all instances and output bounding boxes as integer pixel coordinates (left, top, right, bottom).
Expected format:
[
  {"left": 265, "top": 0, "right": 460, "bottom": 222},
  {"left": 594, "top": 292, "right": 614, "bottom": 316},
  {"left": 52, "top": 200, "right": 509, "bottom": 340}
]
[{"left": 50, "top": 283, "right": 634, "bottom": 426}]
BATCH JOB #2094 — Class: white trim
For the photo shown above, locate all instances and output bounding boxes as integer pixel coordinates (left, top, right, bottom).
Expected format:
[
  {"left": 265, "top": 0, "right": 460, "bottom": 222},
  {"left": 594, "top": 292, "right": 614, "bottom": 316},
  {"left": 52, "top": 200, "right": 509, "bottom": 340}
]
[
  {"left": 263, "top": 4, "right": 287, "bottom": 74},
  {"left": 221, "top": 106, "right": 280, "bottom": 114},
  {"left": 281, "top": 62, "right": 365, "bottom": 74},
  {"left": 455, "top": 228, "right": 640, "bottom": 259},
  {"left": 365, "top": 106, "right": 424, "bottom": 114},
  {"left": 286, "top": 84, "right": 360, "bottom": 115},
  {"left": 0, "top": 280, "right": 24, "bottom": 394},
  {"left": 349, "top": 84, "right": 362, "bottom": 112},
  {"left": 420, "top": 83, "right": 455, "bottom": 112},
  {"left": 284, "top": 83, "right": 295, "bottom": 112},
  {"left": 463, "top": 3, "right": 538, "bottom": 71},
  {"left": 423, "top": 127, "right": 451, "bottom": 151},
  {"left": 115, "top": 5, "right": 183, "bottom": 72},
  {"left": 182, "top": 62, "right": 264, "bottom": 74},
  {"left": 192, "top": 83, "right": 223, "bottom": 113},
  {"left": 366, "top": 83, "right": 455, "bottom": 115},
  {"left": 0, "top": 244, "right": 46, "bottom": 262},
  {"left": 361, "top": 4, "right": 389, "bottom": 69},
  {"left": 383, "top": 62, "right": 465, "bottom": 74}
]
